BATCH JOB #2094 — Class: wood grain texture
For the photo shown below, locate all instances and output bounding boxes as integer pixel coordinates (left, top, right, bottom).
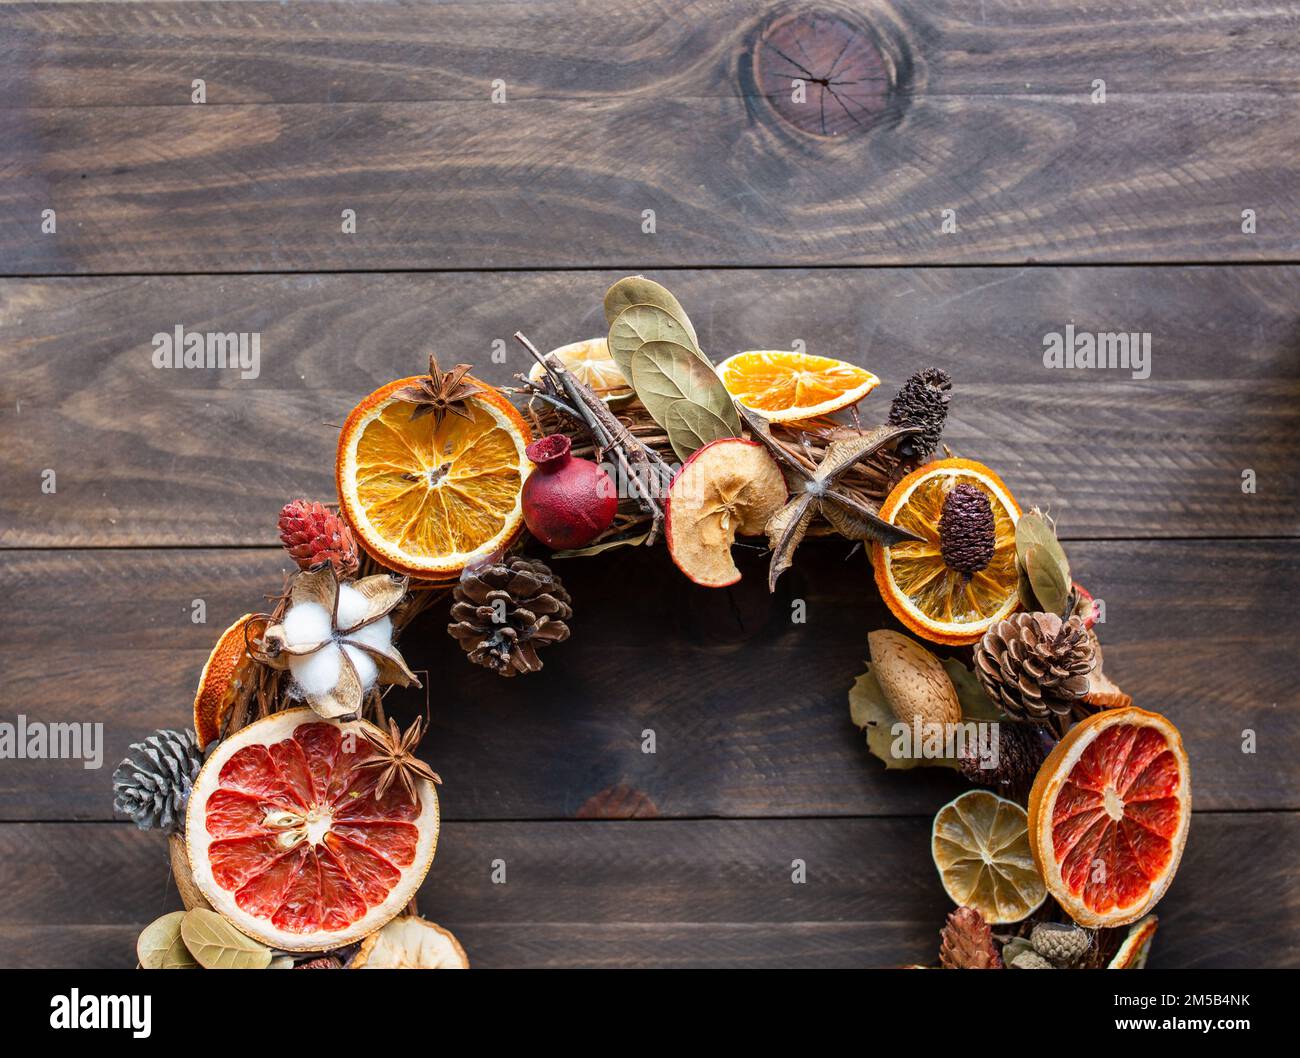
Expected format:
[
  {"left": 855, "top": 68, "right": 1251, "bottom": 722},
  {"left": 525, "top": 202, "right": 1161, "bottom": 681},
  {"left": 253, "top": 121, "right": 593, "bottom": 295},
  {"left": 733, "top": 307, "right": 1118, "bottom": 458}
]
[
  {"left": 1, "top": 1, "right": 1298, "bottom": 271},
  {"left": 3, "top": 267, "right": 1297, "bottom": 546},
  {"left": 1, "top": 814, "right": 1295, "bottom": 968},
  {"left": 3, "top": 539, "right": 1294, "bottom": 820}
]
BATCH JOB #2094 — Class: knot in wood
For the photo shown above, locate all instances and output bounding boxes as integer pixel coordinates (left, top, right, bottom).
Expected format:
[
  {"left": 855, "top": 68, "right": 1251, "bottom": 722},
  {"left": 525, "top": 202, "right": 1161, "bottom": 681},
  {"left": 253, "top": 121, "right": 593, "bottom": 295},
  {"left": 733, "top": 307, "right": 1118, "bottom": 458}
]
[{"left": 752, "top": 9, "right": 894, "bottom": 138}]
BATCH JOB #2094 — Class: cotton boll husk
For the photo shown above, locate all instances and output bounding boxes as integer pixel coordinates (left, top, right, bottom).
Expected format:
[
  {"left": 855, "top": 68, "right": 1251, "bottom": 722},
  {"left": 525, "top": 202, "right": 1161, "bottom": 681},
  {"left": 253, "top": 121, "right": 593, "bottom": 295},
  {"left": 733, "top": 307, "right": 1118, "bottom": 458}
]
[
  {"left": 289, "top": 641, "right": 342, "bottom": 696},
  {"left": 282, "top": 601, "right": 332, "bottom": 649}
]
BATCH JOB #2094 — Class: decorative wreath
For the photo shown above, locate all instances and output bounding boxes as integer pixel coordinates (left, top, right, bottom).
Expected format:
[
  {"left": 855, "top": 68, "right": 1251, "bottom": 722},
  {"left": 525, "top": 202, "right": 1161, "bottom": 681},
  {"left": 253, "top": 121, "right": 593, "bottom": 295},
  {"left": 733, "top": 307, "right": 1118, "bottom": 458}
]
[{"left": 113, "top": 277, "right": 1189, "bottom": 970}]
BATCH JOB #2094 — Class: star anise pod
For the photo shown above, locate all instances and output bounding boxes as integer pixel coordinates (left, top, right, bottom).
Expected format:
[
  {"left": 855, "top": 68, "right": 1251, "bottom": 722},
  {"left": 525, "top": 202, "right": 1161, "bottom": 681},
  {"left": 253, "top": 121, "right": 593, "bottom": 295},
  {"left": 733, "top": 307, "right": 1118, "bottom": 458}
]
[
  {"left": 392, "top": 354, "right": 483, "bottom": 427},
  {"left": 356, "top": 717, "right": 442, "bottom": 805},
  {"left": 737, "top": 405, "right": 924, "bottom": 591}
]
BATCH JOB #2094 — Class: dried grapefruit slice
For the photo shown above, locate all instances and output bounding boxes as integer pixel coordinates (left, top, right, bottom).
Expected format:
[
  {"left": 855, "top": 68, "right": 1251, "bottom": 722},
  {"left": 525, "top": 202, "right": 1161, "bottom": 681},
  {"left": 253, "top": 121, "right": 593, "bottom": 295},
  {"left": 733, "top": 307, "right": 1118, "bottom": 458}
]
[
  {"left": 1108, "top": 914, "right": 1158, "bottom": 968},
  {"left": 193, "top": 614, "right": 262, "bottom": 748},
  {"left": 872, "top": 458, "right": 1021, "bottom": 645},
  {"left": 527, "top": 337, "right": 632, "bottom": 404},
  {"left": 717, "top": 350, "right": 879, "bottom": 422},
  {"left": 1028, "top": 707, "right": 1190, "bottom": 928},
  {"left": 932, "top": 790, "right": 1046, "bottom": 924},
  {"left": 336, "top": 375, "right": 531, "bottom": 580},
  {"left": 186, "top": 708, "right": 439, "bottom": 951}
]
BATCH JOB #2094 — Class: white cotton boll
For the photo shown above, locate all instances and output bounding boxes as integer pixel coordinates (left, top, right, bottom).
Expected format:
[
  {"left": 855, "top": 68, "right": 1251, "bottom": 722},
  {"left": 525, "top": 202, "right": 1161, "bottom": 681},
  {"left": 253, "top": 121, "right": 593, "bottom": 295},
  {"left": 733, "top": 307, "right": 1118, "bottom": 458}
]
[
  {"left": 346, "top": 614, "right": 393, "bottom": 653},
  {"left": 334, "top": 584, "right": 371, "bottom": 632},
  {"left": 289, "top": 641, "right": 342, "bottom": 696},
  {"left": 342, "top": 643, "right": 379, "bottom": 690},
  {"left": 282, "top": 601, "right": 332, "bottom": 649}
]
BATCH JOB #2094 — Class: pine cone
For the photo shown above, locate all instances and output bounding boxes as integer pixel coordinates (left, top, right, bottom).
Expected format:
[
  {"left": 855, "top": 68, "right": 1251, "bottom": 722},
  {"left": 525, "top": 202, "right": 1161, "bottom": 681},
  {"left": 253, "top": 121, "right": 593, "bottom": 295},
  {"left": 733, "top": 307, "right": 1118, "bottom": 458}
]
[
  {"left": 1010, "top": 950, "right": 1055, "bottom": 970},
  {"left": 939, "top": 907, "right": 1003, "bottom": 969},
  {"left": 112, "top": 729, "right": 203, "bottom": 833},
  {"left": 958, "top": 721, "right": 1056, "bottom": 800},
  {"left": 278, "top": 500, "right": 359, "bottom": 578},
  {"left": 448, "top": 557, "right": 572, "bottom": 677},
  {"left": 974, "top": 612, "right": 1096, "bottom": 723},
  {"left": 1031, "top": 922, "right": 1092, "bottom": 967},
  {"left": 887, "top": 367, "right": 952, "bottom": 460},
  {"left": 939, "top": 483, "right": 995, "bottom": 575}
]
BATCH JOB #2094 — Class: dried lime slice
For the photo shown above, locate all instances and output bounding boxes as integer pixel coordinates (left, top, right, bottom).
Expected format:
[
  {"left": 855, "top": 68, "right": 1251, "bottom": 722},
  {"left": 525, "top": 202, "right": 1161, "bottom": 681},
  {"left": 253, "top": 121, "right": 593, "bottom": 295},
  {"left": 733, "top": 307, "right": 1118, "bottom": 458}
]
[{"left": 931, "top": 789, "right": 1046, "bottom": 924}]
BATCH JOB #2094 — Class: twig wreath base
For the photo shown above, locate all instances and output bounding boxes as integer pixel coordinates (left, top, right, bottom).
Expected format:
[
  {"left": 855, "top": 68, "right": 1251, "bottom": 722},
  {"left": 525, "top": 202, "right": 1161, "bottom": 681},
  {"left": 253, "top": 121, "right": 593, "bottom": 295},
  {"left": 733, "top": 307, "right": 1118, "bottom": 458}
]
[{"left": 113, "top": 277, "right": 1188, "bottom": 971}]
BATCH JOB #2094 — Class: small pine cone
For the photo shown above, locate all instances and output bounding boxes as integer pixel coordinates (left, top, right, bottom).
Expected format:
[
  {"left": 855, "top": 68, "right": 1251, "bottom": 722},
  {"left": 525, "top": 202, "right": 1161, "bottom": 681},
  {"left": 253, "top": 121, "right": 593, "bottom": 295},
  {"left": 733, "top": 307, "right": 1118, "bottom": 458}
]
[
  {"left": 278, "top": 500, "right": 359, "bottom": 578},
  {"left": 112, "top": 729, "right": 204, "bottom": 833},
  {"left": 887, "top": 367, "right": 952, "bottom": 460},
  {"left": 958, "top": 721, "right": 1056, "bottom": 800},
  {"left": 974, "top": 612, "right": 1096, "bottom": 723},
  {"left": 1010, "top": 950, "right": 1055, "bottom": 970},
  {"left": 938, "top": 483, "right": 995, "bottom": 576},
  {"left": 939, "top": 907, "right": 1003, "bottom": 969},
  {"left": 1031, "top": 922, "right": 1092, "bottom": 967},
  {"left": 448, "top": 557, "right": 572, "bottom": 677}
]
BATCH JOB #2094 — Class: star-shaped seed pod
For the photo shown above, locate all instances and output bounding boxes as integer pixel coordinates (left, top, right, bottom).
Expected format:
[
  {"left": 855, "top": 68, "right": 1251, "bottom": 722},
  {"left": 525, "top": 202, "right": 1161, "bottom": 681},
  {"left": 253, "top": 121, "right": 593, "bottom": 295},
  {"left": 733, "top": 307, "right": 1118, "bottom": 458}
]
[
  {"left": 257, "top": 566, "right": 419, "bottom": 720},
  {"left": 736, "top": 405, "right": 925, "bottom": 591},
  {"left": 391, "top": 353, "right": 484, "bottom": 427},
  {"left": 356, "top": 716, "right": 442, "bottom": 805}
]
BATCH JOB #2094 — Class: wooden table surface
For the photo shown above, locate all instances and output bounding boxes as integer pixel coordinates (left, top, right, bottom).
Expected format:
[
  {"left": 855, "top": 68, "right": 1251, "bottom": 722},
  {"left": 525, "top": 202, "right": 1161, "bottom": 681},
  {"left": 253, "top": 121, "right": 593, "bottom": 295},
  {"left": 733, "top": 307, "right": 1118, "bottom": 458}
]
[{"left": 1, "top": 1, "right": 1298, "bottom": 968}]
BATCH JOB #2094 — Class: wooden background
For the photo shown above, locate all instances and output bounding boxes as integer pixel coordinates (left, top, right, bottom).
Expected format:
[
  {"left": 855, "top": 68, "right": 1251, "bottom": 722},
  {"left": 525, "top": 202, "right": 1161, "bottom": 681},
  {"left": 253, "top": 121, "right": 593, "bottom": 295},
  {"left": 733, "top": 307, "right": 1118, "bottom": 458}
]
[{"left": 1, "top": 0, "right": 1297, "bottom": 968}]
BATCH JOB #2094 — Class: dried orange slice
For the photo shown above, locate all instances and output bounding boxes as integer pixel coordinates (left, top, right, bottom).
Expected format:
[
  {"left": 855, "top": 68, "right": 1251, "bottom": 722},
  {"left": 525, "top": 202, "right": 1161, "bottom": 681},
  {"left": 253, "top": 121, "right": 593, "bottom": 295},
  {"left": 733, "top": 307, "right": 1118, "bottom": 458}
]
[
  {"left": 527, "top": 337, "right": 633, "bottom": 404},
  {"left": 931, "top": 790, "right": 1046, "bottom": 924},
  {"left": 193, "top": 614, "right": 261, "bottom": 748},
  {"left": 1029, "top": 707, "right": 1190, "bottom": 929},
  {"left": 336, "top": 377, "right": 531, "bottom": 580},
  {"left": 716, "top": 350, "right": 879, "bottom": 422},
  {"left": 185, "top": 708, "right": 439, "bottom": 951},
  {"left": 871, "top": 458, "right": 1021, "bottom": 645}
]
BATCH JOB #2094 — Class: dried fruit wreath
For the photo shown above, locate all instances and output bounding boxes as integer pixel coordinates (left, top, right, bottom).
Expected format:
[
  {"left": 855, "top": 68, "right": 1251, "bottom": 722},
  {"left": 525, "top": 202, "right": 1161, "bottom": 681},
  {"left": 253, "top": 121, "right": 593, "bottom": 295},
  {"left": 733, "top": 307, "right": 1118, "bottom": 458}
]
[{"left": 114, "top": 278, "right": 1188, "bottom": 971}]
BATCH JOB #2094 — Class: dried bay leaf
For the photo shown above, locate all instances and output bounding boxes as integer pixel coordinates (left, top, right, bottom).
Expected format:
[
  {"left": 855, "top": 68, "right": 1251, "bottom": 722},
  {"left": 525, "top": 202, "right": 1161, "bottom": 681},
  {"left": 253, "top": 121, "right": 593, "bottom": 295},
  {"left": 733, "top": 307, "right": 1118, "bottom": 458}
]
[
  {"left": 553, "top": 531, "right": 650, "bottom": 558},
  {"left": 630, "top": 341, "right": 741, "bottom": 458},
  {"left": 603, "top": 276, "right": 698, "bottom": 347},
  {"left": 608, "top": 304, "right": 696, "bottom": 384},
  {"left": 941, "top": 657, "right": 1002, "bottom": 722},
  {"left": 662, "top": 398, "right": 737, "bottom": 461},
  {"left": 1025, "top": 543, "right": 1071, "bottom": 617},
  {"left": 138, "top": 911, "right": 199, "bottom": 970},
  {"left": 180, "top": 907, "right": 272, "bottom": 970}
]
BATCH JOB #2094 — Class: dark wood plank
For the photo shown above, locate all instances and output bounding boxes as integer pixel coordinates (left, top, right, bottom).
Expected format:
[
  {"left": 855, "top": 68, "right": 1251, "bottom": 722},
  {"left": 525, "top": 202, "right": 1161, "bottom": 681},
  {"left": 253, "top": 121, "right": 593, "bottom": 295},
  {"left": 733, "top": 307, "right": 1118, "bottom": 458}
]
[
  {"left": 2, "top": 814, "right": 1294, "bottom": 967},
  {"left": 3, "top": 539, "right": 1295, "bottom": 820},
  {"left": 3, "top": 267, "right": 1297, "bottom": 546},
  {"left": 7, "top": 1, "right": 1298, "bottom": 107},
  {"left": 2, "top": 2, "right": 1297, "bottom": 270}
]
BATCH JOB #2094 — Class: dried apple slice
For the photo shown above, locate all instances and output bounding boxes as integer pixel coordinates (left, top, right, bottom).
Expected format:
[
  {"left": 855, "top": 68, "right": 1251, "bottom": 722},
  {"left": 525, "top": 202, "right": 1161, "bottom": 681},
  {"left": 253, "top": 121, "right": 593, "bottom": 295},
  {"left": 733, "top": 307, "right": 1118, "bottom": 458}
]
[{"left": 665, "top": 438, "right": 787, "bottom": 588}]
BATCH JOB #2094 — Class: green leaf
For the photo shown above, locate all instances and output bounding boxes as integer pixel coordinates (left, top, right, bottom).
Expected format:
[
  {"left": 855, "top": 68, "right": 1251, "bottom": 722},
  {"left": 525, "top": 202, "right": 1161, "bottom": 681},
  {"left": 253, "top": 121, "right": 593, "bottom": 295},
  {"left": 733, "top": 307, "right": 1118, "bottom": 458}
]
[
  {"left": 603, "top": 276, "right": 698, "bottom": 346},
  {"left": 552, "top": 531, "right": 650, "bottom": 558},
  {"left": 137, "top": 911, "right": 199, "bottom": 970},
  {"left": 941, "top": 657, "right": 1002, "bottom": 722},
  {"left": 662, "top": 398, "right": 738, "bottom": 461},
  {"left": 180, "top": 908, "right": 272, "bottom": 970},
  {"left": 608, "top": 304, "right": 698, "bottom": 384}
]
